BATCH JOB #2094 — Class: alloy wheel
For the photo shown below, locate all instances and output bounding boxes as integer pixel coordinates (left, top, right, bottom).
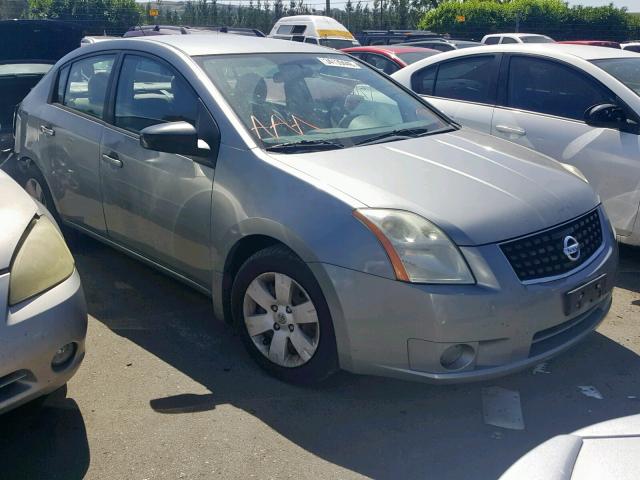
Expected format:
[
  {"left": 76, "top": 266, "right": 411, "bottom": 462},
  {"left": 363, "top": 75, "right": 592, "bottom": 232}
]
[{"left": 243, "top": 272, "right": 320, "bottom": 368}]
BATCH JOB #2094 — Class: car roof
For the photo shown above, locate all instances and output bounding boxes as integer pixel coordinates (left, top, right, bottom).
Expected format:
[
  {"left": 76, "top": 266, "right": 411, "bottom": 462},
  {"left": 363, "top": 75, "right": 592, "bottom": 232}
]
[
  {"left": 436, "top": 43, "right": 639, "bottom": 60},
  {"left": 114, "top": 33, "right": 333, "bottom": 55},
  {"left": 483, "top": 33, "right": 549, "bottom": 38},
  {"left": 343, "top": 45, "right": 438, "bottom": 54}
]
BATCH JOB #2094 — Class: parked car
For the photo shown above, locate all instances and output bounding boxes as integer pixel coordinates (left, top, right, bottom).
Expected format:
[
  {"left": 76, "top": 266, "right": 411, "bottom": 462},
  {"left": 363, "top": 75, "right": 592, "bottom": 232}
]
[
  {"left": 0, "top": 169, "right": 87, "bottom": 415},
  {"left": 0, "top": 20, "right": 83, "bottom": 154},
  {"left": 399, "top": 38, "right": 482, "bottom": 52},
  {"left": 342, "top": 45, "right": 440, "bottom": 74},
  {"left": 621, "top": 42, "right": 640, "bottom": 53},
  {"left": 501, "top": 415, "right": 640, "bottom": 480},
  {"left": 81, "top": 35, "right": 120, "bottom": 47},
  {"left": 557, "top": 40, "right": 621, "bottom": 49},
  {"left": 481, "top": 33, "right": 554, "bottom": 44},
  {"left": 393, "top": 43, "right": 640, "bottom": 246},
  {"left": 269, "top": 15, "right": 358, "bottom": 48},
  {"left": 356, "top": 29, "right": 440, "bottom": 46},
  {"left": 15, "top": 35, "right": 616, "bottom": 384}
]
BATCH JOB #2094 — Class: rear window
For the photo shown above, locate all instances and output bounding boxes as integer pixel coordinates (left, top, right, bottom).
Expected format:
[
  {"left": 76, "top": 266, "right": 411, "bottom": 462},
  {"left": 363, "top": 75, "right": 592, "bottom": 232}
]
[
  {"left": 520, "top": 35, "right": 554, "bottom": 44},
  {"left": 396, "top": 51, "right": 438, "bottom": 65},
  {"left": 484, "top": 37, "right": 500, "bottom": 45}
]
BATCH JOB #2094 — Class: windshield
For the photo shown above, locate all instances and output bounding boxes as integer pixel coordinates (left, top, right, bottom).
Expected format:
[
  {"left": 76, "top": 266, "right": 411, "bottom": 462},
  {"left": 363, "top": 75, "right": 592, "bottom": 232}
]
[
  {"left": 593, "top": 58, "right": 640, "bottom": 96},
  {"left": 195, "top": 53, "right": 450, "bottom": 151},
  {"left": 396, "top": 51, "right": 437, "bottom": 64},
  {"left": 0, "top": 63, "right": 52, "bottom": 76},
  {"left": 319, "top": 38, "right": 359, "bottom": 49},
  {"left": 521, "top": 35, "right": 554, "bottom": 44}
]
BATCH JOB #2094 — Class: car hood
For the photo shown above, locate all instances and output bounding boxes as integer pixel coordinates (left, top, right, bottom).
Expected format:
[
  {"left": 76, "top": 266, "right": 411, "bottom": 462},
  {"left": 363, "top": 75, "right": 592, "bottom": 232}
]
[
  {"left": 270, "top": 129, "right": 599, "bottom": 246},
  {"left": 0, "top": 170, "right": 38, "bottom": 269},
  {"left": 0, "top": 20, "right": 83, "bottom": 64}
]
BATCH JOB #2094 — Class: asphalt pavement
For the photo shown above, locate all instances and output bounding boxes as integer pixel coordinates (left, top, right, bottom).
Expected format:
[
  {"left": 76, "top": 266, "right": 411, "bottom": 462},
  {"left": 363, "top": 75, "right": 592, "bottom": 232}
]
[{"left": 1, "top": 239, "right": 639, "bottom": 480}]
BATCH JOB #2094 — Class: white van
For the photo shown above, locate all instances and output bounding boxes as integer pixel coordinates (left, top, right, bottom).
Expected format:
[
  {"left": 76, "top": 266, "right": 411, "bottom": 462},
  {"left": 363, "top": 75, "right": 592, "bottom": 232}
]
[{"left": 269, "top": 15, "right": 359, "bottom": 49}]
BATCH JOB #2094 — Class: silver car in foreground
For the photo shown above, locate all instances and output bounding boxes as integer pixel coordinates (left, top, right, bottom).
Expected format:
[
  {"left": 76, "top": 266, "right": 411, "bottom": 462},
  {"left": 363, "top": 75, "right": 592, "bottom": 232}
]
[
  {"left": 14, "top": 34, "right": 616, "bottom": 384},
  {"left": 0, "top": 170, "right": 86, "bottom": 414}
]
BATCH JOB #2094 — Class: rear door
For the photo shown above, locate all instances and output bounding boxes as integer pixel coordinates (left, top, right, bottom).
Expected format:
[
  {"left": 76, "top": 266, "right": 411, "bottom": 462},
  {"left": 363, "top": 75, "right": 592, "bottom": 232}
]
[
  {"left": 409, "top": 54, "right": 500, "bottom": 132},
  {"left": 492, "top": 54, "right": 640, "bottom": 237},
  {"left": 100, "top": 53, "right": 218, "bottom": 286},
  {"left": 38, "top": 53, "right": 117, "bottom": 234}
]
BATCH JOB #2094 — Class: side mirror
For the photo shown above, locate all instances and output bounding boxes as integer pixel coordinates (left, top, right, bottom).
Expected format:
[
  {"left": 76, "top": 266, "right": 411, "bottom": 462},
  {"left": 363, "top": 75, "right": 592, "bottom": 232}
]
[
  {"left": 140, "top": 121, "right": 210, "bottom": 157},
  {"left": 584, "top": 104, "right": 628, "bottom": 130}
]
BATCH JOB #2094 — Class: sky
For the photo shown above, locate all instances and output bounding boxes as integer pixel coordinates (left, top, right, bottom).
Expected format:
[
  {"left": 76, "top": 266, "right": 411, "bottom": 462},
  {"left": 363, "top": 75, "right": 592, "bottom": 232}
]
[{"left": 567, "top": 0, "right": 637, "bottom": 9}]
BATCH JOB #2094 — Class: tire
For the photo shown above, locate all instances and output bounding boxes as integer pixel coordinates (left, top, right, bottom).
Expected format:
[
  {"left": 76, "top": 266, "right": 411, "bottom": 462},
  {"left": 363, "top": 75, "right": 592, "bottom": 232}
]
[{"left": 231, "top": 245, "right": 339, "bottom": 384}]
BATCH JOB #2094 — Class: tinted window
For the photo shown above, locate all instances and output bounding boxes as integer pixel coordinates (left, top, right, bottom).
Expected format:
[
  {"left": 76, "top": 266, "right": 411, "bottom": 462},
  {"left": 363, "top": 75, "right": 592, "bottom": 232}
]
[
  {"left": 304, "top": 37, "right": 318, "bottom": 44},
  {"left": 593, "top": 58, "right": 640, "bottom": 96},
  {"left": 63, "top": 55, "right": 115, "bottom": 119},
  {"left": 425, "top": 43, "right": 454, "bottom": 52},
  {"left": 55, "top": 65, "right": 70, "bottom": 103},
  {"left": 623, "top": 45, "right": 640, "bottom": 53},
  {"left": 507, "top": 56, "right": 614, "bottom": 120},
  {"left": 114, "top": 55, "right": 198, "bottom": 133},
  {"left": 363, "top": 53, "right": 400, "bottom": 75},
  {"left": 433, "top": 56, "right": 496, "bottom": 103},
  {"left": 396, "top": 51, "right": 438, "bottom": 65},
  {"left": 501, "top": 37, "right": 518, "bottom": 44},
  {"left": 520, "top": 35, "right": 554, "bottom": 44},
  {"left": 411, "top": 65, "right": 437, "bottom": 95},
  {"left": 484, "top": 37, "right": 500, "bottom": 45}
]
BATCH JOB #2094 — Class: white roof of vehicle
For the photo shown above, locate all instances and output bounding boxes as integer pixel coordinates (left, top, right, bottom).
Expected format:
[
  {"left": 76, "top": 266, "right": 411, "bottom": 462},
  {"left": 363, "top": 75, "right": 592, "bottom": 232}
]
[
  {"left": 275, "top": 15, "right": 342, "bottom": 24},
  {"left": 123, "top": 33, "right": 333, "bottom": 56},
  {"left": 483, "top": 33, "right": 549, "bottom": 38},
  {"left": 420, "top": 43, "right": 639, "bottom": 61}
]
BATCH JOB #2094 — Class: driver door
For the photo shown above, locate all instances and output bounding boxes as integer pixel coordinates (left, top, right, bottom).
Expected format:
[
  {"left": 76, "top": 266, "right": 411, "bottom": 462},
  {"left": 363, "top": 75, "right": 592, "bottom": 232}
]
[
  {"left": 492, "top": 55, "right": 640, "bottom": 238},
  {"left": 100, "top": 53, "right": 218, "bottom": 286}
]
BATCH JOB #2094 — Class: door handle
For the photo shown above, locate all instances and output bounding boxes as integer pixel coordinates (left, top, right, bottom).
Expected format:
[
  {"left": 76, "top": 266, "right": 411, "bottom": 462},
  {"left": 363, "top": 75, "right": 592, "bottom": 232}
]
[
  {"left": 40, "top": 125, "right": 55, "bottom": 136},
  {"left": 495, "top": 125, "right": 526, "bottom": 136},
  {"left": 102, "top": 153, "right": 123, "bottom": 168}
]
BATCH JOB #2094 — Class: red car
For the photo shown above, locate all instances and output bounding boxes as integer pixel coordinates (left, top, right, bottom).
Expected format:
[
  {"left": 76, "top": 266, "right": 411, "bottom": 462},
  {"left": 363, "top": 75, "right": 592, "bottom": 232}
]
[
  {"left": 341, "top": 45, "right": 440, "bottom": 74},
  {"left": 557, "top": 40, "right": 621, "bottom": 49}
]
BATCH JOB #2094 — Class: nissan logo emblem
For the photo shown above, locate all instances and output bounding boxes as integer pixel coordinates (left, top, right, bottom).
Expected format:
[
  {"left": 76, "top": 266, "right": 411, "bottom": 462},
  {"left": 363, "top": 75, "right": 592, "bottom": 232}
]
[{"left": 563, "top": 235, "right": 581, "bottom": 261}]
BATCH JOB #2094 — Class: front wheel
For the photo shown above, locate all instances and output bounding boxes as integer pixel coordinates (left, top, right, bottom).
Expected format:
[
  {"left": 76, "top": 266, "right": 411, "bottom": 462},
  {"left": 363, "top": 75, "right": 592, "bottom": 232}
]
[{"left": 231, "top": 245, "right": 338, "bottom": 384}]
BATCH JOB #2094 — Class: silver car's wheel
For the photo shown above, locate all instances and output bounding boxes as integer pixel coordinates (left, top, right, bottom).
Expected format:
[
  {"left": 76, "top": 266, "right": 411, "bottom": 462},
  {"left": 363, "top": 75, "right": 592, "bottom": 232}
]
[
  {"left": 243, "top": 272, "right": 320, "bottom": 368},
  {"left": 25, "top": 177, "right": 45, "bottom": 204}
]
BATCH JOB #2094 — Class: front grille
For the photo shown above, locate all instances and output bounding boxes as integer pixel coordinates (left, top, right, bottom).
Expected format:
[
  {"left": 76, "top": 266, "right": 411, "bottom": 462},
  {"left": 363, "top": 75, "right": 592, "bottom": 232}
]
[{"left": 500, "top": 208, "right": 602, "bottom": 282}]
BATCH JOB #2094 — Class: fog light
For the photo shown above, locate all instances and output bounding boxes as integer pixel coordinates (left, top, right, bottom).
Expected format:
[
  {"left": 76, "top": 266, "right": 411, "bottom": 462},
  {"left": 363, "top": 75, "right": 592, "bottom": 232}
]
[
  {"left": 51, "top": 342, "right": 76, "bottom": 369},
  {"left": 440, "top": 344, "right": 475, "bottom": 370}
]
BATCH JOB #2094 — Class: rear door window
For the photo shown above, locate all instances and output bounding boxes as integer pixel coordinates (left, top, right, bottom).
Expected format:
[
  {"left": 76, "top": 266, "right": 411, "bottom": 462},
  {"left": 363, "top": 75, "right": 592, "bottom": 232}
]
[
  {"left": 506, "top": 56, "right": 614, "bottom": 120},
  {"left": 484, "top": 37, "right": 500, "bottom": 45},
  {"left": 63, "top": 54, "right": 116, "bottom": 119},
  {"left": 433, "top": 55, "right": 497, "bottom": 104},
  {"left": 501, "top": 37, "right": 518, "bottom": 44}
]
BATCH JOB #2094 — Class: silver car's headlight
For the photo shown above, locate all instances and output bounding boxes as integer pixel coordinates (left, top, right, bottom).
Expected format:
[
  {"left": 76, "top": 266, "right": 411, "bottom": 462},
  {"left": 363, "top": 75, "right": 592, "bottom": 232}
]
[
  {"left": 354, "top": 209, "right": 474, "bottom": 284},
  {"left": 9, "top": 216, "right": 74, "bottom": 306}
]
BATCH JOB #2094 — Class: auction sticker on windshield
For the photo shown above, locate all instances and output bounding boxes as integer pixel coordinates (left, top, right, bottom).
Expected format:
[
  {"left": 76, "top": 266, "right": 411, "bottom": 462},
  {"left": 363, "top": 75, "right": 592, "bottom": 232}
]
[{"left": 318, "top": 57, "right": 361, "bottom": 69}]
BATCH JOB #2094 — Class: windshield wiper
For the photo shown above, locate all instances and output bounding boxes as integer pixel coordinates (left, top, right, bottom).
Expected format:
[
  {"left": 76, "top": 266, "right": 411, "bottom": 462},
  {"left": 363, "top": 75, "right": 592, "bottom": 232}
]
[
  {"left": 354, "top": 126, "right": 442, "bottom": 147},
  {"left": 265, "top": 139, "right": 345, "bottom": 153}
]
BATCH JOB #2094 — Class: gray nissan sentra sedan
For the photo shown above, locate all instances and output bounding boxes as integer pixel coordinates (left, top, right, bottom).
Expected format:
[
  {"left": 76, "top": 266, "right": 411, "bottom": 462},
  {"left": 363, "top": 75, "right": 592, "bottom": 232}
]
[
  {"left": 13, "top": 34, "right": 617, "bottom": 384},
  {"left": 0, "top": 170, "right": 86, "bottom": 414}
]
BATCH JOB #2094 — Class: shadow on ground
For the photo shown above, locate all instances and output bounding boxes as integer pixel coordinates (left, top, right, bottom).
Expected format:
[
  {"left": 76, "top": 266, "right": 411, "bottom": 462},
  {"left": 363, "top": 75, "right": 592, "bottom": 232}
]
[
  {"left": 0, "top": 386, "right": 90, "bottom": 480},
  {"left": 7, "top": 238, "right": 638, "bottom": 479}
]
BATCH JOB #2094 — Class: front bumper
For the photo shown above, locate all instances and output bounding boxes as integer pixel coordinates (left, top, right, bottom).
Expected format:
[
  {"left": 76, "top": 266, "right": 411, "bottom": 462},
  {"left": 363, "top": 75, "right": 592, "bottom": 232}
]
[
  {"left": 311, "top": 207, "right": 618, "bottom": 383},
  {"left": 0, "top": 269, "right": 87, "bottom": 414}
]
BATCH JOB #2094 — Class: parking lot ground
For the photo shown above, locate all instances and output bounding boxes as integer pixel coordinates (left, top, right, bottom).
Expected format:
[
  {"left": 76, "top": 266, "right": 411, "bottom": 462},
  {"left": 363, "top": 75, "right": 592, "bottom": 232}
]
[{"left": 1, "top": 239, "right": 639, "bottom": 480}]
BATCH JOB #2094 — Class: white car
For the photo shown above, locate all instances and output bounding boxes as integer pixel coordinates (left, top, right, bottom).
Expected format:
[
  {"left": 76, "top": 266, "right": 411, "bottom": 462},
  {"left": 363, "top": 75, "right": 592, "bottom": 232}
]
[
  {"left": 481, "top": 33, "right": 554, "bottom": 45},
  {"left": 621, "top": 42, "right": 640, "bottom": 53},
  {"left": 392, "top": 44, "right": 640, "bottom": 246}
]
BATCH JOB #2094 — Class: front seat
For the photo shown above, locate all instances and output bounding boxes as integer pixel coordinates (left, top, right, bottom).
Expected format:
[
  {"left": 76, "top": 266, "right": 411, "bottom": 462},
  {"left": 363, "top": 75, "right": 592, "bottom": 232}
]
[{"left": 87, "top": 72, "right": 109, "bottom": 117}]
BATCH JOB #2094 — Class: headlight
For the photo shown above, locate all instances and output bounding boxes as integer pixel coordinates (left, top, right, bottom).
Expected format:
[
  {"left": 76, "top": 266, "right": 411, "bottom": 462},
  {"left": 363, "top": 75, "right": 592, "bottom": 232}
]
[
  {"left": 354, "top": 209, "right": 474, "bottom": 284},
  {"left": 560, "top": 163, "right": 588, "bottom": 183},
  {"left": 9, "top": 216, "right": 74, "bottom": 306}
]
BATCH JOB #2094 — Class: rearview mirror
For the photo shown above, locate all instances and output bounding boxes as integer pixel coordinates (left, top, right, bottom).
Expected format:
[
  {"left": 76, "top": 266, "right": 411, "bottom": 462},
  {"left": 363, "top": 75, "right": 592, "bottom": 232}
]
[
  {"left": 140, "top": 121, "right": 210, "bottom": 157},
  {"left": 584, "top": 104, "right": 629, "bottom": 131}
]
